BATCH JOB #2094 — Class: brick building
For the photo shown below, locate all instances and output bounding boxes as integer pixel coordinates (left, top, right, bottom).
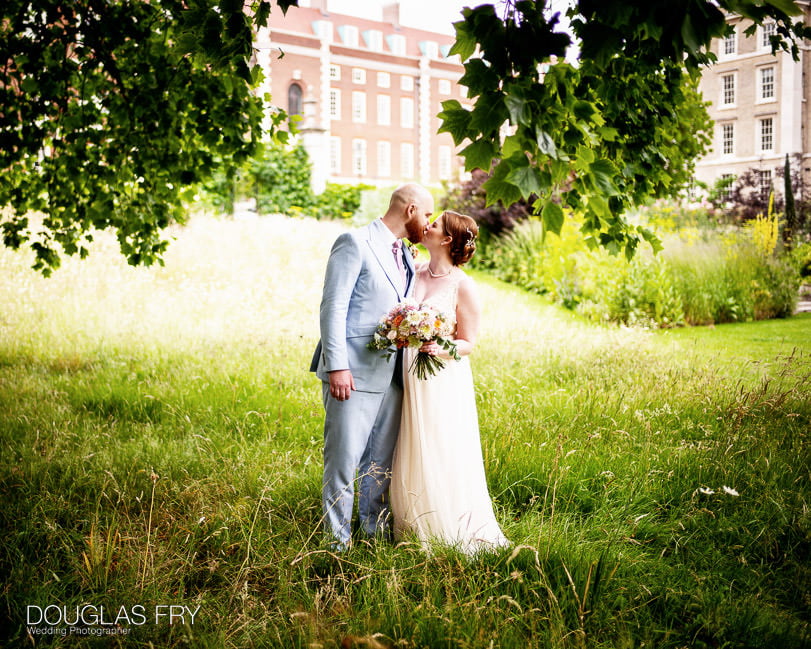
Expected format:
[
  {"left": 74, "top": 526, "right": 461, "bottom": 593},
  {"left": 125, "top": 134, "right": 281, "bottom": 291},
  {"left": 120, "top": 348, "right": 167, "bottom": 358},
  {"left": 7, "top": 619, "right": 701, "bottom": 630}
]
[
  {"left": 695, "top": 4, "right": 811, "bottom": 197},
  {"left": 255, "top": 1, "right": 470, "bottom": 191}
]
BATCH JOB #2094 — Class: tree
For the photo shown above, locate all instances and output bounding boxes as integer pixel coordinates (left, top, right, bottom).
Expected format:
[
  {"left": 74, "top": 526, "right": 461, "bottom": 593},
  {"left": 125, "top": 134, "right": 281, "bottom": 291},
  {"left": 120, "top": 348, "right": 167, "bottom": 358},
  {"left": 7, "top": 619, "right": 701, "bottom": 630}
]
[
  {"left": 784, "top": 154, "right": 797, "bottom": 250},
  {"left": 440, "top": 0, "right": 811, "bottom": 259},
  {"left": 1, "top": 0, "right": 298, "bottom": 275},
  {"left": 442, "top": 166, "right": 537, "bottom": 239}
]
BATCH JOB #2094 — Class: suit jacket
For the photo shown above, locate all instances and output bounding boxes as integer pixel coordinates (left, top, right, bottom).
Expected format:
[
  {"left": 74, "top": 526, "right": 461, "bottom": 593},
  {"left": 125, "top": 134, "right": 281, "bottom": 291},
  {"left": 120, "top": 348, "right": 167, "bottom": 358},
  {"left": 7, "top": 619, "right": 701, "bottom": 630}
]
[{"left": 310, "top": 219, "right": 415, "bottom": 392}]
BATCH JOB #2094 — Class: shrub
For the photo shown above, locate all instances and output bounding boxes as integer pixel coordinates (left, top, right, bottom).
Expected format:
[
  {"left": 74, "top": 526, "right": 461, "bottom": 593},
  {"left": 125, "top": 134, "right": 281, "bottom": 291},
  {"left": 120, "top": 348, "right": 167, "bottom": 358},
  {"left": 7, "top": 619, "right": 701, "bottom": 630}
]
[
  {"left": 251, "top": 143, "right": 314, "bottom": 214},
  {"left": 310, "top": 183, "right": 373, "bottom": 220},
  {"left": 481, "top": 211, "right": 801, "bottom": 328},
  {"left": 752, "top": 256, "right": 800, "bottom": 319},
  {"left": 789, "top": 242, "right": 811, "bottom": 279},
  {"left": 199, "top": 142, "right": 315, "bottom": 216}
]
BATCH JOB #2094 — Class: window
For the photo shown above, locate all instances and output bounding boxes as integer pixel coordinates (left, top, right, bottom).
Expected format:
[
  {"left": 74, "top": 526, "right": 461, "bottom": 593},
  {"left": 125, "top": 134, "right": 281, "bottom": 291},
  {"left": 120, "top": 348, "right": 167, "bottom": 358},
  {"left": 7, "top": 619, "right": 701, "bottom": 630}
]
[
  {"left": 352, "top": 139, "right": 367, "bottom": 176},
  {"left": 438, "top": 146, "right": 452, "bottom": 180},
  {"left": 721, "top": 74, "right": 735, "bottom": 106},
  {"left": 400, "top": 143, "right": 415, "bottom": 178},
  {"left": 759, "top": 66, "right": 775, "bottom": 100},
  {"left": 418, "top": 40, "right": 439, "bottom": 58},
  {"left": 377, "top": 141, "right": 391, "bottom": 177},
  {"left": 759, "top": 117, "right": 774, "bottom": 153},
  {"left": 352, "top": 91, "right": 366, "bottom": 123},
  {"left": 287, "top": 83, "right": 303, "bottom": 117},
  {"left": 363, "top": 29, "right": 383, "bottom": 51},
  {"left": 329, "top": 65, "right": 341, "bottom": 81},
  {"left": 330, "top": 137, "right": 342, "bottom": 174},
  {"left": 720, "top": 173, "right": 734, "bottom": 201},
  {"left": 339, "top": 25, "right": 359, "bottom": 47},
  {"left": 400, "top": 97, "right": 414, "bottom": 128},
  {"left": 377, "top": 72, "right": 391, "bottom": 88},
  {"left": 352, "top": 68, "right": 366, "bottom": 84},
  {"left": 761, "top": 21, "right": 776, "bottom": 49},
  {"left": 721, "top": 123, "right": 734, "bottom": 155},
  {"left": 312, "top": 20, "right": 332, "bottom": 40},
  {"left": 329, "top": 89, "right": 341, "bottom": 120},
  {"left": 758, "top": 169, "right": 772, "bottom": 200},
  {"left": 401, "top": 75, "right": 414, "bottom": 92},
  {"left": 388, "top": 34, "right": 407, "bottom": 56},
  {"left": 438, "top": 79, "right": 452, "bottom": 95},
  {"left": 377, "top": 94, "right": 391, "bottom": 126},
  {"left": 723, "top": 29, "right": 736, "bottom": 56}
]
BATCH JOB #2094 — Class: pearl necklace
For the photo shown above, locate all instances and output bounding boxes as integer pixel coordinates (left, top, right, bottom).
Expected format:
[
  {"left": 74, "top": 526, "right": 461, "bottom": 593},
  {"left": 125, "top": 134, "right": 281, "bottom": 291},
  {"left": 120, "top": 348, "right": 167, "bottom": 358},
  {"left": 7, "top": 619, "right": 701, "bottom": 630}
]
[{"left": 427, "top": 266, "right": 452, "bottom": 278}]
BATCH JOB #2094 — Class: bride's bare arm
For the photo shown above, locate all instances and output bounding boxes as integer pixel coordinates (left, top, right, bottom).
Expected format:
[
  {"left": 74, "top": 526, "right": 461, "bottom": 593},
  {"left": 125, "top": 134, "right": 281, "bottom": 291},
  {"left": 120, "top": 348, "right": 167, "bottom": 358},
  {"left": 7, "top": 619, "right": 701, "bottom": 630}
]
[{"left": 452, "top": 277, "right": 481, "bottom": 357}]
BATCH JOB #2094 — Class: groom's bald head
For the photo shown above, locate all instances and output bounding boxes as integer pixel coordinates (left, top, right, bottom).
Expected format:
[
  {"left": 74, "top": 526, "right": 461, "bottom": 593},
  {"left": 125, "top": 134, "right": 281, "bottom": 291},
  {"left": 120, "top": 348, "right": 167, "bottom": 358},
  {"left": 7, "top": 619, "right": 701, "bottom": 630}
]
[{"left": 383, "top": 183, "right": 433, "bottom": 242}]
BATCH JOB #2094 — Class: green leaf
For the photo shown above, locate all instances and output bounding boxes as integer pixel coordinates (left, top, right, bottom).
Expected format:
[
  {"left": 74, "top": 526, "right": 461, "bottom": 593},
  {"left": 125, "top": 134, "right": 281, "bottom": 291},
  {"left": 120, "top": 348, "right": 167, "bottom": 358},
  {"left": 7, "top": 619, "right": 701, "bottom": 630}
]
[
  {"left": 536, "top": 130, "right": 558, "bottom": 158},
  {"left": 763, "top": 0, "right": 803, "bottom": 16},
  {"left": 469, "top": 91, "right": 508, "bottom": 134},
  {"left": 438, "top": 100, "right": 472, "bottom": 146},
  {"left": 541, "top": 200, "right": 564, "bottom": 235},
  {"left": 639, "top": 225, "right": 664, "bottom": 254},
  {"left": 502, "top": 134, "right": 525, "bottom": 159},
  {"left": 460, "top": 139, "right": 498, "bottom": 172},
  {"left": 505, "top": 95, "right": 528, "bottom": 126},
  {"left": 576, "top": 145, "right": 595, "bottom": 165},
  {"left": 254, "top": 2, "right": 271, "bottom": 27},
  {"left": 573, "top": 100, "right": 596, "bottom": 122},
  {"left": 586, "top": 194, "right": 611, "bottom": 219},
  {"left": 596, "top": 126, "right": 619, "bottom": 142},
  {"left": 450, "top": 12, "right": 478, "bottom": 61},
  {"left": 589, "top": 159, "right": 619, "bottom": 195},
  {"left": 506, "top": 164, "right": 543, "bottom": 196},
  {"left": 482, "top": 162, "right": 524, "bottom": 207}
]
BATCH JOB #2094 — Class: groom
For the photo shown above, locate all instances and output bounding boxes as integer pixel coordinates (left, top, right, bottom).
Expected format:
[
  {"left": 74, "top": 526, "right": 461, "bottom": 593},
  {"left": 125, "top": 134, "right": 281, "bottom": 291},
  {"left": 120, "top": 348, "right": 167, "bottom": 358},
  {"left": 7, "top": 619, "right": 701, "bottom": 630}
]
[{"left": 311, "top": 183, "right": 434, "bottom": 549}]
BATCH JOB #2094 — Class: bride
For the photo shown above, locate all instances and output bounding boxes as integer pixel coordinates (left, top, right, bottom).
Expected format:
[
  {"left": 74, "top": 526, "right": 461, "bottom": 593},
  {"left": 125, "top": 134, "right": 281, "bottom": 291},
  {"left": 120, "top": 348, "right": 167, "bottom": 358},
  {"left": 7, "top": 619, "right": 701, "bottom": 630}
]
[{"left": 390, "top": 210, "right": 509, "bottom": 555}]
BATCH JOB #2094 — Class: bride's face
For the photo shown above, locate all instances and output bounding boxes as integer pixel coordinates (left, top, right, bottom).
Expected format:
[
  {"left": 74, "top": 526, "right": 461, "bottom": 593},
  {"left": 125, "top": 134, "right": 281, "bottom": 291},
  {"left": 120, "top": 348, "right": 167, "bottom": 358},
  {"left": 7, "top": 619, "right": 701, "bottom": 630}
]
[{"left": 423, "top": 215, "right": 449, "bottom": 251}]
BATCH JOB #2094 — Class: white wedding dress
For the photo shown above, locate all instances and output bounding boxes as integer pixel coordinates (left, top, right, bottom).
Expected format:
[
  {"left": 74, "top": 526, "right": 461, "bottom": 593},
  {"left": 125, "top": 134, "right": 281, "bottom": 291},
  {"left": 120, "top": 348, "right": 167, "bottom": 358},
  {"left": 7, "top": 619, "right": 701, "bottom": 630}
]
[{"left": 390, "top": 271, "right": 509, "bottom": 555}]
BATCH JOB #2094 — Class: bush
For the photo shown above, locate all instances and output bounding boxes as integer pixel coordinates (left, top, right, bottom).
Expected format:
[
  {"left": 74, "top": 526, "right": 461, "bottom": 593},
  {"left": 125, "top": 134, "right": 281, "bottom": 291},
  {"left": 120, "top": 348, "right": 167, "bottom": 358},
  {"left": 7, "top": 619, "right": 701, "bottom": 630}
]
[
  {"left": 198, "top": 142, "right": 315, "bottom": 216},
  {"left": 251, "top": 143, "right": 314, "bottom": 214},
  {"left": 789, "top": 242, "right": 811, "bottom": 279},
  {"left": 481, "top": 210, "right": 801, "bottom": 328},
  {"left": 310, "top": 183, "right": 373, "bottom": 221}
]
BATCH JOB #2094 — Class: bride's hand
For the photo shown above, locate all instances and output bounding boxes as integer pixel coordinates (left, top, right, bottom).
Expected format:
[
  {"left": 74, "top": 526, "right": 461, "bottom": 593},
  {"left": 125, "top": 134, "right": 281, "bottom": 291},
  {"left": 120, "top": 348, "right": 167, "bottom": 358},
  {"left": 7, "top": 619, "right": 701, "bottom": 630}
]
[{"left": 419, "top": 341, "right": 440, "bottom": 356}]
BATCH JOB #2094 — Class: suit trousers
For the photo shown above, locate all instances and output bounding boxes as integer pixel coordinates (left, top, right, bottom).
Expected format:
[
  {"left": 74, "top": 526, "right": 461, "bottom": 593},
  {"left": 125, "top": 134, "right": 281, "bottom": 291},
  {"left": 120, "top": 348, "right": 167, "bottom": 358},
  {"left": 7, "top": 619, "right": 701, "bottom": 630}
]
[{"left": 321, "top": 377, "right": 403, "bottom": 546}]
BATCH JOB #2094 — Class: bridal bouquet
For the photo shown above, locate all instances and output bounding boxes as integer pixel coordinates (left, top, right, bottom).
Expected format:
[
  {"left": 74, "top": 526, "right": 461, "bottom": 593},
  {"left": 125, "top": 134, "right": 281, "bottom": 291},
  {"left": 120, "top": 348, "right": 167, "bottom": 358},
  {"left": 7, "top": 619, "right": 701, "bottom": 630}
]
[{"left": 367, "top": 299, "right": 460, "bottom": 379}]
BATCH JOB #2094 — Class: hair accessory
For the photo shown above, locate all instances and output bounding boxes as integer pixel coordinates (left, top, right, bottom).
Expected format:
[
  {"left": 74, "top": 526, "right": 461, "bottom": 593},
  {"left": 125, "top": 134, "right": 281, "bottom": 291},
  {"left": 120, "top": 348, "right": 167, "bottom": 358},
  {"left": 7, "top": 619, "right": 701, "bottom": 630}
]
[{"left": 465, "top": 227, "right": 477, "bottom": 248}]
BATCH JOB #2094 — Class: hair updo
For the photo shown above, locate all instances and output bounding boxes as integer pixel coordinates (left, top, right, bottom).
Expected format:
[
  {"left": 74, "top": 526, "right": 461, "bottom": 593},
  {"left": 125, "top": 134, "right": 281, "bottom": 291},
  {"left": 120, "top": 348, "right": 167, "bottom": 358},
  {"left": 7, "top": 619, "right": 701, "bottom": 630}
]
[{"left": 442, "top": 210, "right": 479, "bottom": 267}]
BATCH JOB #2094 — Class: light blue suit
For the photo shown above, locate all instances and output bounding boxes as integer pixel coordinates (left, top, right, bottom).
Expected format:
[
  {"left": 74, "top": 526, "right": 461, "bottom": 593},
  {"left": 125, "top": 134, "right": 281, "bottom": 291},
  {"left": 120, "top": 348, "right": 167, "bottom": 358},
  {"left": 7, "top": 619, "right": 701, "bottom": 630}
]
[{"left": 310, "top": 219, "right": 415, "bottom": 546}]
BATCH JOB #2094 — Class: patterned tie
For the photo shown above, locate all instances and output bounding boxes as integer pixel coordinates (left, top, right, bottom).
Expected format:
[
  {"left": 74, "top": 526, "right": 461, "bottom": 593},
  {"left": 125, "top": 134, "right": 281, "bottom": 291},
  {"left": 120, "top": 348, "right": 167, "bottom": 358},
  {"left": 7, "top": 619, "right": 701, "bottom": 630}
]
[{"left": 392, "top": 240, "right": 407, "bottom": 290}]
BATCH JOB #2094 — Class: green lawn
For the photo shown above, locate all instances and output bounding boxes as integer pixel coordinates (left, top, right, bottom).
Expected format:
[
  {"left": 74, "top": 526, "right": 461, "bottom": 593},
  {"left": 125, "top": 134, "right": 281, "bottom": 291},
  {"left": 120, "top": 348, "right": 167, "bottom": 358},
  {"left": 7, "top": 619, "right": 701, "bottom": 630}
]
[{"left": 1, "top": 214, "right": 809, "bottom": 648}]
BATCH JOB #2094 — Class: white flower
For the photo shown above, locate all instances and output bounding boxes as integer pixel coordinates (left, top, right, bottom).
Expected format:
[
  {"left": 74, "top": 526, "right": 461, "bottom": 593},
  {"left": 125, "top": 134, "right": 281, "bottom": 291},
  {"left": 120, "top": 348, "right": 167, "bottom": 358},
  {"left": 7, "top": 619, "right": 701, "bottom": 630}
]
[
  {"left": 386, "top": 330, "right": 397, "bottom": 341},
  {"left": 698, "top": 487, "right": 715, "bottom": 495},
  {"left": 722, "top": 485, "right": 739, "bottom": 497}
]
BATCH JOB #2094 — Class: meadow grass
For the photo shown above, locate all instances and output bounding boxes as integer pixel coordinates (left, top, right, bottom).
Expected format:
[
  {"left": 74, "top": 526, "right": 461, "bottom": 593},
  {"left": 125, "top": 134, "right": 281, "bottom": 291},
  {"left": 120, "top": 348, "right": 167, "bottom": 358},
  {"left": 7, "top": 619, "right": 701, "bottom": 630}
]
[{"left": 1, "top": 214, "right": 809, "bottom": 648}]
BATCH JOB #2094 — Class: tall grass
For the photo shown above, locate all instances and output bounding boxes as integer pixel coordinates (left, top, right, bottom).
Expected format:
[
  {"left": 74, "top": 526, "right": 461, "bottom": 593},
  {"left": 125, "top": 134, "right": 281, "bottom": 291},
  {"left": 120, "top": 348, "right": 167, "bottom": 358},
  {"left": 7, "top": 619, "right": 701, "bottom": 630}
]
[
  {"left": 1, "top": 214, "right": 809, "bottom": 648},
  {"left": 478, "top": 213, "right": 800, "bottom": 327}
]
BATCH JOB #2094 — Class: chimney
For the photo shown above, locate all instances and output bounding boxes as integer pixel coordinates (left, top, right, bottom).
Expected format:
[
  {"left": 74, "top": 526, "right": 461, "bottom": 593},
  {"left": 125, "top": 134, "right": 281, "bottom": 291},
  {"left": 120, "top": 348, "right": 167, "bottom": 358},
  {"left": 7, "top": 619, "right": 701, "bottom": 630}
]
[
  {"left": 382, "top": 2, "right": 400, "bottom": 29},
  {"left": 307, "top": 0, "right": 329, "bottom": 12}
]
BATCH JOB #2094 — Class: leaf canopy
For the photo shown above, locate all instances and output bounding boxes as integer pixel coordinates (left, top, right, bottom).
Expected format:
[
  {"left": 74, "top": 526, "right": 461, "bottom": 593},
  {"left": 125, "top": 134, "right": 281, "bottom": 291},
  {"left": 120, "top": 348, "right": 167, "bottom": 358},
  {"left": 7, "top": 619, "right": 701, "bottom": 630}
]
[
  {"left": 445, "top": 0, "right": 811, "bottom": 258},
  {"left": 0, "top": 0, "right": 298, "bottom": 274}
]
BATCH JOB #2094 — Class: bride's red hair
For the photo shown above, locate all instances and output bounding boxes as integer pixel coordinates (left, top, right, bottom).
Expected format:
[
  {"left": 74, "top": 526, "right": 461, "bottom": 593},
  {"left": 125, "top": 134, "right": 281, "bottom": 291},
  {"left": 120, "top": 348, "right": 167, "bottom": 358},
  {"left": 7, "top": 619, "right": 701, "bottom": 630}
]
[{"left": 441, "top": 211, "right": 478, "bottom": 266}]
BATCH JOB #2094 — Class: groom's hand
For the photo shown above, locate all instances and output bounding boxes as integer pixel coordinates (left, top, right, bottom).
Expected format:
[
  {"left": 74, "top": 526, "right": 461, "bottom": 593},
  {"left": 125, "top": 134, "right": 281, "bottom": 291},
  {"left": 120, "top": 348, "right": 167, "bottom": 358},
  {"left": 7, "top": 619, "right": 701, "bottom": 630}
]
[{"left": 328, "top": 370, "right": 355, "bottom": 401}]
